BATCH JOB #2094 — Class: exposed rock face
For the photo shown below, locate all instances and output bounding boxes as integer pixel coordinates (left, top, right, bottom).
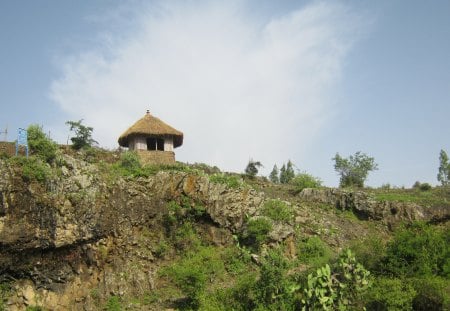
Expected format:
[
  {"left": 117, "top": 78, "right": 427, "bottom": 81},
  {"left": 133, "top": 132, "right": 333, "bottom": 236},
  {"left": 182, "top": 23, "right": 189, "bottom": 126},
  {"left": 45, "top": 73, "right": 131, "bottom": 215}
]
[
  {"left": 0, "top": 155, "right": 448, "bottom": 310},
  {"left": 298, "top": 188, "right": 449, "bottom": 225}
]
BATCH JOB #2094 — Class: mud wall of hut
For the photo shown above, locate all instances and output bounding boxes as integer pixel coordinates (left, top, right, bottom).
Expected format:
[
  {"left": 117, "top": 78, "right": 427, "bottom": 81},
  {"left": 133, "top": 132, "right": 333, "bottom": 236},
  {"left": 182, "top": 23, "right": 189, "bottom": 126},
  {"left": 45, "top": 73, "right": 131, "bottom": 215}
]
[{"left": 137, "top": 150, "right": 175, "bottom": 165}]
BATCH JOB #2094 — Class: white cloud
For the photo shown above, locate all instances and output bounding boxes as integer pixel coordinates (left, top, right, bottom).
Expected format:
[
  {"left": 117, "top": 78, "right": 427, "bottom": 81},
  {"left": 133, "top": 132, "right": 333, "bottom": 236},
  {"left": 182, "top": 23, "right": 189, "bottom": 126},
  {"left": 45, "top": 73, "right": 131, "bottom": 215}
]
[{"left": 50, "top": 0, "right": 362, "bottom": 173}]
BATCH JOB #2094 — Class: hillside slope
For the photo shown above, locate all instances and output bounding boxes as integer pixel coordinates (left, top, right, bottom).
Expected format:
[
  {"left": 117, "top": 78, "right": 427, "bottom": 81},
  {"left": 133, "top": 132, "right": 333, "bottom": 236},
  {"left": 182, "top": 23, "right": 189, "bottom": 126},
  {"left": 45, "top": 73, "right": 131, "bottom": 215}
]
[{"left": 0, "top": 150, "right": 448, "bottom": 310}]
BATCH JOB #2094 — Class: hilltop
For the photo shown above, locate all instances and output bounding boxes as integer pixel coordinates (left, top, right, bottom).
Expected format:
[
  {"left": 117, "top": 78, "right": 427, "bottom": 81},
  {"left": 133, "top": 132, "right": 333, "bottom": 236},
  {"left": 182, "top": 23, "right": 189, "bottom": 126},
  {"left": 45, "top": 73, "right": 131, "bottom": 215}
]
[{"left": 0, "top": 147, "right": 449, "bottom": 310}]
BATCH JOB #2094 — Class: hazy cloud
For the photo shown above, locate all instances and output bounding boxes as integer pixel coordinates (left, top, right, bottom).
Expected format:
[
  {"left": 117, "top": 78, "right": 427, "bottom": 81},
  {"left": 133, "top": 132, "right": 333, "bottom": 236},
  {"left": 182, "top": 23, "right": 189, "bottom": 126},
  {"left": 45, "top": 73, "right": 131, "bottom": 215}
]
[{"left": 50, "top": 0, "right": 362, "bottom": 173}]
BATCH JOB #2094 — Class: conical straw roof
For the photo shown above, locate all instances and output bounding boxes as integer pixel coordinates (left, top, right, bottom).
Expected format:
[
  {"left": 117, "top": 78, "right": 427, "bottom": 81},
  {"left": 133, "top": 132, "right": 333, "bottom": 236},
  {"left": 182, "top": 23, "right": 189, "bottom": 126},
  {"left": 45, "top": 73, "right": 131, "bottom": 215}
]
[{"left": 118, "top": 111, "right": 183, "bottom": 148}]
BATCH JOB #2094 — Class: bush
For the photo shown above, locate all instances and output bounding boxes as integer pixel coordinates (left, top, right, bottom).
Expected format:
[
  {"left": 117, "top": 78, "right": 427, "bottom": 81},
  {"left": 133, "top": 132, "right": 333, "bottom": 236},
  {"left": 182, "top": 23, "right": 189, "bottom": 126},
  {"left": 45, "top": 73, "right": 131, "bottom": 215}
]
[
  {"left": 301, "top": 250, "right": 371, "bottom": 310},
  {"left": 364, "top": 277, "right": 416, "bottom": 311},
  {"left": 27, "top": 124, "right": 58, "bottom": 163},
  {"left": 290, "top": 173, "right": 322, "bottom": 192},
  {"left": 261, "top": 199, "right": 294, "bottom": 222},
  {"left": 241, "top": 218, "right": 272, "bottom": 251},
  {"left": 350, "top": 235, "right": 386, "bottom": 274},
  {"left": 297, "top": 236, "right": 332, "bottom": 268},
  {"left": 412, "top": 277, "right": 450, "bottom": 311},
  {"left": 255, "top": 248, "right": 293, "bottom": 309},
  {"left": 163, "top": 246, "right": 225, "bottom": 309},
  {"left": 413, "top": 181, "right": 432, "bottom": 191},
  {"left": 105, "top": 296, "right": 121, "bottom": 311},
  {"left": 10, "top": 156, "right": 52, "bottom": 183},
  {"left": 382, "top": 222, "right": 449, "bottom": 278}
]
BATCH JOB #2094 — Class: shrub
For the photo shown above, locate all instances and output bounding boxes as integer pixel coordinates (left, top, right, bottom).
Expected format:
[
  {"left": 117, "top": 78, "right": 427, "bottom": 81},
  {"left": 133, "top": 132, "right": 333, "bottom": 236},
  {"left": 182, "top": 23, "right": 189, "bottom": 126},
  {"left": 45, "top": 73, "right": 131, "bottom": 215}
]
[
  {"left": 163, "top": 246, "right": 225, "bottom": 309},
  {"left": 364, "top": 277, "right": 415, "bottom": 311},
  {"left": 350, "top": 235, "right": 386, "bottom": 274},
  {"left": 382, "top": 222, "right": 449, "bottom": 277},
  {"left": 27, "top": 124, "right": 58, "bottom": 163},
  {"left": 297, "top": 236, "right": 332, "bottom": 268},
  {"left": 255, "top": 248, "right": 293, "bottom": 309},
  {"left": 419, "top": 182, "right": 432, "bottom": 191},
  {"left": 301, "top": 250, "right": 371, "bottom": 310},
  {"left": 10, "top": 156, "right": 52, "bottom": 183},
  {"left": 105, "top": 296, "right": 121, "bottom": 311},
  {"left": 241, "top": 218, "right": 272, "bottom": 251},
  {"left": 261, "top": 199, "right": 294, "bottom": 222},
  {"left": 290, "top": 173, "right": 322, "bottom": 192},
  {"left": 411, "top": 276, "right": 450, "bottom": 311}
]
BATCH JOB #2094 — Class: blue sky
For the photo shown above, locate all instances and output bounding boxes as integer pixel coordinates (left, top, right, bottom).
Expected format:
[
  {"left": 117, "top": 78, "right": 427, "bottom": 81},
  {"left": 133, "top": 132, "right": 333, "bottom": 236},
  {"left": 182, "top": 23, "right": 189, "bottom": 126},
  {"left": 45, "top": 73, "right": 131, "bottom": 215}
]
[{"left": 1, "top": 0, "right": 449, "bottom": 187}]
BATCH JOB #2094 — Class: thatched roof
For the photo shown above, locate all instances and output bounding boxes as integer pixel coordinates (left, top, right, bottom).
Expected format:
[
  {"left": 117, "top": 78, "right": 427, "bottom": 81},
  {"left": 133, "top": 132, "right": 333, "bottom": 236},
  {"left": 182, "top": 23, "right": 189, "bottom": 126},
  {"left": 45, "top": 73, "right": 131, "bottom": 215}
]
[{"left": 118, "top": 111, "right": 183, "bottom": 148}]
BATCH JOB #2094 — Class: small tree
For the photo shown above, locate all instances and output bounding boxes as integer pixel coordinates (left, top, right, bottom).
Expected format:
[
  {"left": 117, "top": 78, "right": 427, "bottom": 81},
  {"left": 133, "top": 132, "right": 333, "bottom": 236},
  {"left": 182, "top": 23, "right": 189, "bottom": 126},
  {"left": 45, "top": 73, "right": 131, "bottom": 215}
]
[
  {"left": 333, "top": 151, "right": 378, "bottom": 188},
  {"left": 279, "top": 160, "right": 295, "bottom": 184},
  {"left": 27, "top": 124, "right": 57, "bottom": 163},
  {"left": 279, "top": 164, "right": 287, "bottom": 184},
  {"left": 66, "top": 120, "right": 97, "bottom": 150},
  {"left": 437, "top": 149, "right": 450, "bottom": 186},
  {"left": 245, "top": 159, "right": 263, "bottom": 178},
  {"left": 269, "top": 165, "right": 279, "bottom": 183}
]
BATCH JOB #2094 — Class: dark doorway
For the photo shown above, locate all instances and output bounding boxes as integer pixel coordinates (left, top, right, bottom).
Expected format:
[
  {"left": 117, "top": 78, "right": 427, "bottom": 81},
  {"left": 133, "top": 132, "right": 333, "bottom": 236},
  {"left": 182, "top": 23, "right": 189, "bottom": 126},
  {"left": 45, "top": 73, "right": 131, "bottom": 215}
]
[
  {"left": 157, "top": 138, "right": 164, "bottom": 151},
  {"left": 147, "top": 137, "right": 165, "bottom": 151},
  {"left": 147, "top": 138, "right": 156, "bottom": 150}
]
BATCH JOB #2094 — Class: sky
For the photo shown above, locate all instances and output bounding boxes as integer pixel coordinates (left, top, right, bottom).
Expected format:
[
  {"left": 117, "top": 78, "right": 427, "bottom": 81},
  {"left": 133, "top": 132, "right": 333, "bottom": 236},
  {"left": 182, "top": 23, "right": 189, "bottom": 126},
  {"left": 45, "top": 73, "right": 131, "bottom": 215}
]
[{"left": 1, "top": 0, "right": 449, "bottom": 187}]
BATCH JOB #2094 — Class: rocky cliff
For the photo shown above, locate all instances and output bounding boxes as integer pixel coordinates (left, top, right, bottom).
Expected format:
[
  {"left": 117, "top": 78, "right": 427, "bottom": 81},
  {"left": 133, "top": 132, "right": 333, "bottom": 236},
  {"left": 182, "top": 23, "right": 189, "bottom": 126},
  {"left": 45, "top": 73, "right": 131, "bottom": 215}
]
[{"left": 0, "top": 154, "right": 448, "bottom": 310}]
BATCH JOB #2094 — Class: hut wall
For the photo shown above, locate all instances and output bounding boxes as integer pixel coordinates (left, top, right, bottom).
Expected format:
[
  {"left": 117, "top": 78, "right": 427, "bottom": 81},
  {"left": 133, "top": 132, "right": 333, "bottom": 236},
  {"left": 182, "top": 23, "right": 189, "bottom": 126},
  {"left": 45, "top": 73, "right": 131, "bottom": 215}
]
[
  {"left": 131, "top": 137, "right": 147, "bottom": 150},
  {"left": 164, "top": 137, "right": 174, "bottom": 152},
  {"left": 137, "top": 150, "right": 175, "bottom": 165}
]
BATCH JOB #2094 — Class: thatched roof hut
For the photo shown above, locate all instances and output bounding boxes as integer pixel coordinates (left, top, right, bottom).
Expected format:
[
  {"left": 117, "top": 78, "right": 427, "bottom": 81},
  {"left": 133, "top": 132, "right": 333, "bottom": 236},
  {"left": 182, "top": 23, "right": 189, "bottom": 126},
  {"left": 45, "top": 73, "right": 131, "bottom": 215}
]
[
  {"left": 118, "top": 111, "right": 183, "bottom": 164},
  {"left": 118, "top": 111, "right": 183, "bottom": 148}
]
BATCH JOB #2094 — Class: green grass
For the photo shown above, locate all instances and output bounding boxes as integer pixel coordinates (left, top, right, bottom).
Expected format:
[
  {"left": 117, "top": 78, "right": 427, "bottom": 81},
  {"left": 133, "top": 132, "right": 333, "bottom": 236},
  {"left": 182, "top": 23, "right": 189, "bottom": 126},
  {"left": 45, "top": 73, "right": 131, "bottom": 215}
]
[
  {"left": 209, "top": 173, "right": 243, "bottom": 189},
  {"left": 370, "top": 187, "right": 450, "bottom": 208}
]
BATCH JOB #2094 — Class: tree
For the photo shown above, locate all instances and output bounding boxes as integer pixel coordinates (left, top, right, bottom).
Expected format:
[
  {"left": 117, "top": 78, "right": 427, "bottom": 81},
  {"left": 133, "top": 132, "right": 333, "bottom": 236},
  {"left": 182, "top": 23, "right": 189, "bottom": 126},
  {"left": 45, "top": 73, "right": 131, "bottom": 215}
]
[
  {"left": 27, "top": 124, "right": 57, "bottom": 163},
  {"left": 279, "top": 160, "right": 295, "bottom": 184},
  {"left": 437, "top": 149, "right": 450, "bottom": 186},
  {"left": 269, "top": 165, "right": 279, "bottom": 183},
  {"left": 279, "top": 164, "right": 287, "bottom": 184},
  {"left": 332, "top": 151, "right": 378, "bottom": 188},
  {"left": 245, "top": 159, "right": 263, "bottom": 178},
  {"left": 66, "top": 120, "right": 97, "bottom": 150}
]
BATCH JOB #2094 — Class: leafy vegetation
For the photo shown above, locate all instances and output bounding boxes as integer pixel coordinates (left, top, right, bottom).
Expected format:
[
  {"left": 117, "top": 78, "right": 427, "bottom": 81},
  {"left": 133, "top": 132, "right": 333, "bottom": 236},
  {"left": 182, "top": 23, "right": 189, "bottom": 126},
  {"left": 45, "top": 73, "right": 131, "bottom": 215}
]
[
  {"left": 280, "top": 160, "right": 295, "bottom": 184},
  {"left": 269, "top": 164, "right": 279, "bottom": 183},
  {"left": 245, "top": 159, "right": 263, "bottom": 178},
  {"left": 437, "top": 149, "right": 450, "bottom": 186},
  {"left": 8, "top": 156, "right": 53, "bottom": 183},
  {"left": 27, "top": 124, "right": 58, "bottom": 163},
  {"left": 333, "top": 151, "right": 378, "bottom": 188},
  {"left": 261, "top": 199, "right": 294, "bottom": 222},
  {"left": 290, "top": 172, "right": 322, "bottom": 192},
  {"left": 209, "top": 173, "right": 243, "bottom": 188},
  {"left": 66, "top": 120, "right": 98, "bottom": 150},
  {"left": 297, "top": 236, "right": 333, "bottom": 269},
  {"left": 240, "top": 217, "right": 272, "bottom": 251}
]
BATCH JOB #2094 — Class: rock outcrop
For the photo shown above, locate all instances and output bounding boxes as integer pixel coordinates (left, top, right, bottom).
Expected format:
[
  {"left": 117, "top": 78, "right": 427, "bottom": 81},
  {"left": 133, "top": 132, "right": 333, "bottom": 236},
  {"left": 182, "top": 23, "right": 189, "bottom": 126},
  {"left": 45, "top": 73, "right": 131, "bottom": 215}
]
[{"left": 298, "top": 188, "right": 449, "bottom": 225}]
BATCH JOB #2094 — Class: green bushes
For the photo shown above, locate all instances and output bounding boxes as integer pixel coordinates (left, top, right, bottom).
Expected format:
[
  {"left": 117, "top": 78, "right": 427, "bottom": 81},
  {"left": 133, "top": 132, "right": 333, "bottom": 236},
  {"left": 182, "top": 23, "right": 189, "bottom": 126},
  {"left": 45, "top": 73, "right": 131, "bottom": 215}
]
[
  {"left": 290, "top": 173, "right": 322, "bottom": 192},
  {"left": 241, "top": 218, "right": 272, "bottom": 251},
  {"left": 27, "top": 124, "right": 58, "bottom": 163},
  {"left": 261, "top": 199, "right": 294, "bottom": 222},
  {"left": 382, "top": 222, "right": 449, "bottom": 278},
  {"left": 209, "top": 173, "right": 243, "bottom": 188},
  {"left": 301, "top": 250, "right": 371, "bottom": 310},
  {"left": 9, "top": 156, "right": 52, "bottom": 183},
  {"left": 364, "top": 277, "right": 416, "bottom": 311},
  {"left": 297, "top": 236, "right": 332, "bottom": 268},
  {"left": 162, "top": 246, "right": 225, "bottom": 309}
]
